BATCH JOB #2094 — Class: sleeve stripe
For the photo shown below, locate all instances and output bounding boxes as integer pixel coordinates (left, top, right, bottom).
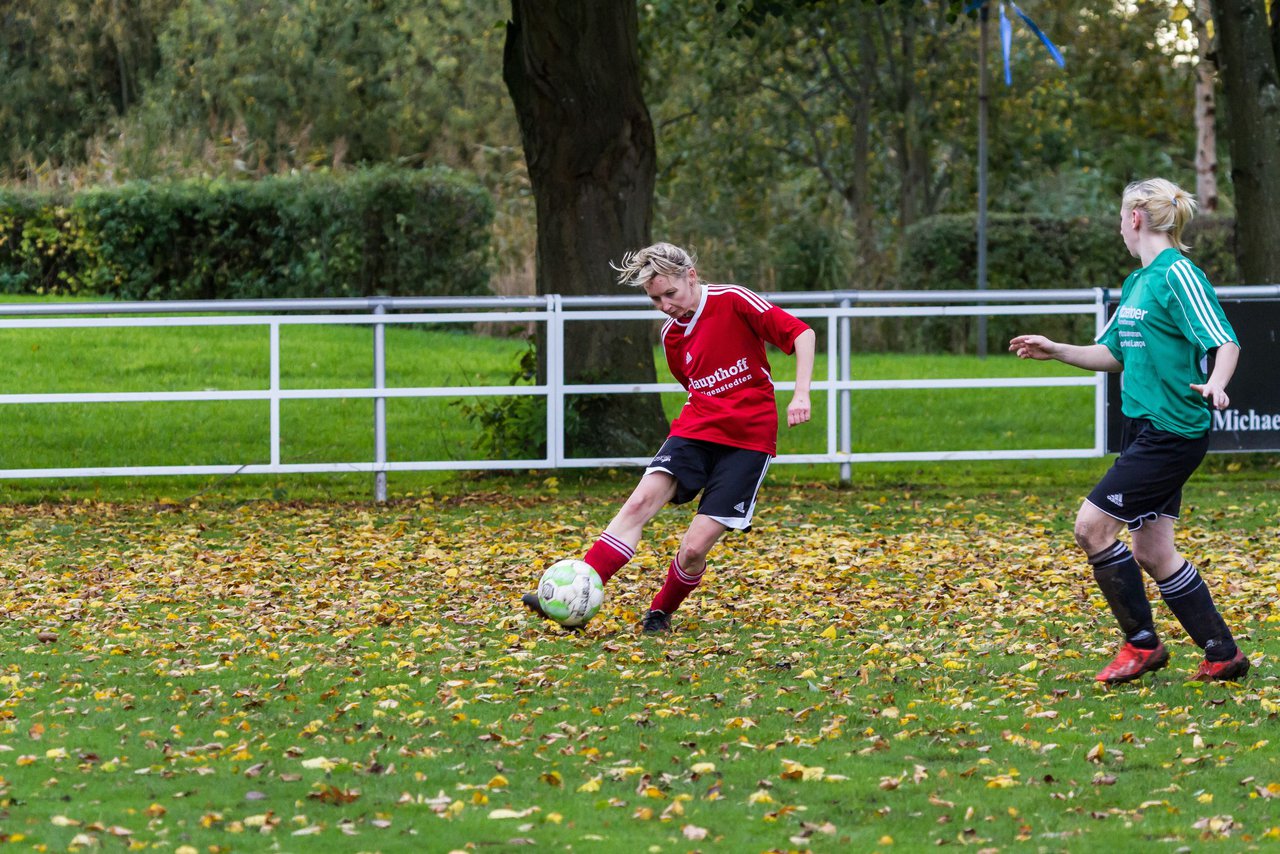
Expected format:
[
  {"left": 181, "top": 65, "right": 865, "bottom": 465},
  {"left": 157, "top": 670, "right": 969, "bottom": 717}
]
[
  {"left": 660, "top": 316, "right": 676, "bottom": 338},
  {"left": 1170, "top": 259, "right": 1230, "bottom": 342},
  {"left": 1168, "top": 259, "right": 1231, "bottom": 346},
  {"left": 706, "top": 284, "right": 772, "bottom": 313},
  {"left": 1163, "top": 275, "right": 1210, "bottom": 350},
  {"left": 1096, "top": 310, "right": 1120, "bottom": 343}
]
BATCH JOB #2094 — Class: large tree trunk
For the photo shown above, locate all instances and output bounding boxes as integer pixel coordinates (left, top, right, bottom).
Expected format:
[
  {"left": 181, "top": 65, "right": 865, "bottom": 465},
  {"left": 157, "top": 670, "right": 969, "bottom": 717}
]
[
  {"left": 503, "top": 0, "right": 668, "bottom": 458},
  {"left": 1273, "top": 0, "right": 1280, "bottom": 67},
  {"left": 1209, "top": 0, "right": 1280, "bottom": 284}
]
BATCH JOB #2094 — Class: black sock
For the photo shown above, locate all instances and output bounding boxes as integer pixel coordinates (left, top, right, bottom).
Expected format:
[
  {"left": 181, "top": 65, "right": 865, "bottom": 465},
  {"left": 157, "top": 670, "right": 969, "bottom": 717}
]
[
  {"left": 1089, "top": 541, "right": 1157, "bottom": 647},
  {"left": 1157, "top": 561, "right": 1238, "bottom": 662}
]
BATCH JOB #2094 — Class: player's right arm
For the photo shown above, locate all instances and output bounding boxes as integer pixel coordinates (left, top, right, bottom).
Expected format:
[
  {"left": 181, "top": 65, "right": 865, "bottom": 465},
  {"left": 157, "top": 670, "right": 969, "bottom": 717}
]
[{"left": 1009, "top": 335, "right": 1122, "bottom": 372}]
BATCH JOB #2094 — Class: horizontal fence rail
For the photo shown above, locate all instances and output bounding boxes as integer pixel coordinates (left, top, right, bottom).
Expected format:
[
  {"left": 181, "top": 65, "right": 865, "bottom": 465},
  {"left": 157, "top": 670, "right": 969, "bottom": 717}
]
[{"left": 3, "top": 286, "right": 1278, "bottom": 499}]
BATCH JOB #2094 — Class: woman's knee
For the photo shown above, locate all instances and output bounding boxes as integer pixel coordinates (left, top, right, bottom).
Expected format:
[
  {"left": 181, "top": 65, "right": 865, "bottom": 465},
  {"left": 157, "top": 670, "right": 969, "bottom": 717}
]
[
  {"left": 679, "top": 518, "right": 726, "bottom": 565},
  {"left": 1073, "top": 512, "right": 1118, "bottom": 556},
  {"left": 679, "top": 540, "right": 712, "bottom": 566},
  {"left": 611, "top": 477, "right": 672, "bottom": 528},
  {"left": 1131, "top": 539, "right": 1175, "bottom": 575},
  {"left": 617, "top": 492, "right": 660, "bottom": 524}
]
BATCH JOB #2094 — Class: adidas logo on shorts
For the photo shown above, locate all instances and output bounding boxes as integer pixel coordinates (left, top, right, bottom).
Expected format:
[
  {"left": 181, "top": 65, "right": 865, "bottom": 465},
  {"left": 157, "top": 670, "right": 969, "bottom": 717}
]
[
  {"left": 1107, "top": 493, "right": 1124, "bottom": 507},
  {"left": 734, "top": 502, "right": 746, "bottom": 513}
]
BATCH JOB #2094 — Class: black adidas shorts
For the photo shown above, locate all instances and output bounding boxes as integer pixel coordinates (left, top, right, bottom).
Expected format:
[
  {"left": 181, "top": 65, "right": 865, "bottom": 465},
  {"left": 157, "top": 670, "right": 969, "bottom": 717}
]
[
  {"left": 645, "top": 436, "right": 771, "bottom": 530},
  {"left": 1085, "top": 418, "right": 1209, "bottom": 530}
]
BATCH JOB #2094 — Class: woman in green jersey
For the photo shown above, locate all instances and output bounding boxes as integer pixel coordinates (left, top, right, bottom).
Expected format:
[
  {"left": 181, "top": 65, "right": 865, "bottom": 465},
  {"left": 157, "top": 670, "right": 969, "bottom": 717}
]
[{"left": 1010, "top": 177, "right": 1249, "bottom": 685}]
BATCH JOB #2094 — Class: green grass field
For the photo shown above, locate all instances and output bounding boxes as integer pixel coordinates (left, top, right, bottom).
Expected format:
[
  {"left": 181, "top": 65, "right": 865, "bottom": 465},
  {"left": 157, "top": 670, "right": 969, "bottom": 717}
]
[
  {"left": 0, "top": 487, "right": 1277, "bottom": 851},
  {"left": 2, "top": 299, "right": 1279, "bottom": 850}
]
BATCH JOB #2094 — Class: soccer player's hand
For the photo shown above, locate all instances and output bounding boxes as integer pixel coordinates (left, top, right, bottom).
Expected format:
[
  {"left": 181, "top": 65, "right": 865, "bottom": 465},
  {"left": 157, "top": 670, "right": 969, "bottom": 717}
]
[
  {"left": 787, "top": 393, "right": 811, "bottom": 427},
  {"left": 1008, "top": 334, "right": 1055, "bottom": 360},
  {"left": 1190, "top": 380, "right": 1230, "bottom": 410}
]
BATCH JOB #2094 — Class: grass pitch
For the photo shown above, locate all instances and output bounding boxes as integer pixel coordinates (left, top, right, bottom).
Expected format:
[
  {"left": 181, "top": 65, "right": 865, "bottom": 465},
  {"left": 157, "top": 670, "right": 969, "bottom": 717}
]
[{"left": 1, "top": 484, "right": 1276, "bottom": 851}]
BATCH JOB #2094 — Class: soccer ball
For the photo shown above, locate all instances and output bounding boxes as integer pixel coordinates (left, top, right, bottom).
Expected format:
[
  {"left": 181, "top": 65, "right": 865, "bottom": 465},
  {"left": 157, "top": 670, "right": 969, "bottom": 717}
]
[{"left": 537, "top": 559, "right": 605, "bottom": 627}]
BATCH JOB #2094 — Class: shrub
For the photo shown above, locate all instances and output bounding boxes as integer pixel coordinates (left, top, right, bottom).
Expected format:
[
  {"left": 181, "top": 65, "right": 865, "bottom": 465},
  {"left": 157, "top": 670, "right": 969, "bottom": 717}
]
[
  {"left": 452, "top": 341, "right": 581, "bottom": 461},
  {"left": 0, "top": 188, "right": 93, "bottom": 294},
  {"left": 894, "top": 212, "right": 1241, "bottom": 353},
  {"left": 0, "top": 166, "right": 493, "bottom": 299}
]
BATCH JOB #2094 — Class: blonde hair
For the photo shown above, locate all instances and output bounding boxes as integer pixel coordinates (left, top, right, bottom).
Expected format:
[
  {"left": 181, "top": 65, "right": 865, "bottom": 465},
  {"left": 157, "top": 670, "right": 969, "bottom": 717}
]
[
  {"left": 611, "top": 242, "right": 697, "bottom": 288},
  {"left": 1122, "top": 178, "right": 1198, "bottom": 252}
]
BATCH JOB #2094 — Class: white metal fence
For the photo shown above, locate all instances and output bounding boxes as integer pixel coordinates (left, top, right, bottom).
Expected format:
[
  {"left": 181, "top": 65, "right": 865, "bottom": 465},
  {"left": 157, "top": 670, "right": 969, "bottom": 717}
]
[{"left": 2, "top": 287, "right": 1273, "bottom": 498}]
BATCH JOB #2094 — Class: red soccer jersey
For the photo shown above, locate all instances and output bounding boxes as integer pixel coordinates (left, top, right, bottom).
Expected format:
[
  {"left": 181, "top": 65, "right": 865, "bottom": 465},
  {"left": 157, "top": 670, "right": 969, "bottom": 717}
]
[{"left": 660, "top": 284, "right": 811, "bottom": 456}]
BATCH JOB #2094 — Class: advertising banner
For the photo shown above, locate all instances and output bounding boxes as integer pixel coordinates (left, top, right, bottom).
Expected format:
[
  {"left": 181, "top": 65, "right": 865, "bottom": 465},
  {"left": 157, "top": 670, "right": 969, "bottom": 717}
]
[{"left": 1106, "top": 299, "right": 1280, "bottom": 453}]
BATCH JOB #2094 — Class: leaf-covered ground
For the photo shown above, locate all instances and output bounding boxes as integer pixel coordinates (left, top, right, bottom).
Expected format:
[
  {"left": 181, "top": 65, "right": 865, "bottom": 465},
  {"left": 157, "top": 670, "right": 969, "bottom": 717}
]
[{"left": 1, "top": 490, "right": 1277, "bottom": 852}]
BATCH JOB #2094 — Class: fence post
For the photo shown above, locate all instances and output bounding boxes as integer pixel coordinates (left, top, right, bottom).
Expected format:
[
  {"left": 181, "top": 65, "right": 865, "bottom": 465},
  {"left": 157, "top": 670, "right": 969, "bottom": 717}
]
[
  {"left": 373, "top": 301, "right": 388, "bottom": 503},
  {"left": 838, "top": 298, "right": 852, "bottom": 486},
  {"left": 1093, "top": 288, "right": 1109, "bottom": 455},
  {"left": 547, "top": 294, "right": 564, "bottom": 467},
  {"left": 270, "top": 321, "right": 281, "bottom": 469}
]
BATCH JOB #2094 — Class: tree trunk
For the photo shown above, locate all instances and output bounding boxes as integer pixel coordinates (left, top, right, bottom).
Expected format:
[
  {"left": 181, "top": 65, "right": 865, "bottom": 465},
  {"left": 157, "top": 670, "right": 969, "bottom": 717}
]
[
  {"left": 1209, "top": 0, "right": 1280, "bottom": 284},
  {"left": 1194, "top": 0, "right": 1218, "bottom": 212},
  {"left": 1273, "top": 0, "right": 1280, "bottom": 67},
  {"left": 503, "top": 0, "right": 668, "bottom": 458}
]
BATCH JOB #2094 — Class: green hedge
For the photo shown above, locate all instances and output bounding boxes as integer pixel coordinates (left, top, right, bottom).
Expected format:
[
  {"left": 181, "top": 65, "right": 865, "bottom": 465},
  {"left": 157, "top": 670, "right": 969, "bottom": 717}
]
[
  {"left": 0, "top": 166, "right": 493, "bottom": 299},
  {"left": 893, "top": 212, "right": 1239, "bottom": 353}
]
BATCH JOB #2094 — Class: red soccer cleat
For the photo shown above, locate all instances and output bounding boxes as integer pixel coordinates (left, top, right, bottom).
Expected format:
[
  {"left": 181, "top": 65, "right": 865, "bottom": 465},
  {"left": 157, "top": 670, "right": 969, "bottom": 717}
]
[
  {"left": 1190, "top": 649, "right": 1250, "bottom": 683},
  {"left": 1095, "top": 641, "right": 1169, "bottom": 684}
]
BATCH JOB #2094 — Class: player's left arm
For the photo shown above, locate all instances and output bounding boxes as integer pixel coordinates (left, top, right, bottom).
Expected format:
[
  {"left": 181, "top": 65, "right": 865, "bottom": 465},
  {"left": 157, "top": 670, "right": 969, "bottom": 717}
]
[
  {"left": 1164, "top": 261, "right": 1239, "bottom": 411},
  {"left": 1191, "top": 341, "right": 1239, "bottom": 411},
  {"left": 787, "top": 328, "right": 816, "bottom": 427},
  {"left": 738, "top": 291, "right": 813, "bottom": 426}
]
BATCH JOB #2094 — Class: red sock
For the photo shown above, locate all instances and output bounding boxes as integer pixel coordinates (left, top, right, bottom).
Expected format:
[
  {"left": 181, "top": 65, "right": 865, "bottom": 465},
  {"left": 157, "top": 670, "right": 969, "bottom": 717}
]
[
  {"left": 649, "top": 553, "right": 704, "bottom": 615},
  {"left": 583, "top": 532, "right": 634, "bottom": 584}
]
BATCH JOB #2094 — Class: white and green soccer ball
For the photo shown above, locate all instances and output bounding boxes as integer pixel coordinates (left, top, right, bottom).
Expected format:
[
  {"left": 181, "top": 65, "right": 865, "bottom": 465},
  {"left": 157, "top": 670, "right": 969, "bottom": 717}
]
[{"left": 537, "top": 559, "right": 605, "bottom": 627}]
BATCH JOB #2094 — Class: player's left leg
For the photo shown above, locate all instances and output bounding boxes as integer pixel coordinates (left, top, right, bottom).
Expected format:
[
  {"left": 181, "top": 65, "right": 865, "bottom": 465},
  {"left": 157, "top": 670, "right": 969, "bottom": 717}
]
[
  {"left": 1132, "top": 517, "right": 1249, "bottom": 680},
  {"left": 644, "top": 514, "right": 728, "bottom": 632},
  {"left": 643, "top": 445, "right": 768, "bottom": 633}
]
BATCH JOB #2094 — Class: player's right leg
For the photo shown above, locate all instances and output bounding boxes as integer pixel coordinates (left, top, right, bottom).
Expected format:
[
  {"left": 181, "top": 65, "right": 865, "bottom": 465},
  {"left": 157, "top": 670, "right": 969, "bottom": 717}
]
[
  {"left": 1075, "top": 502, "right": 1166, "bottom": 684},
  {"left": 586, "top": 471, "right": 677, "bottom": 582}
]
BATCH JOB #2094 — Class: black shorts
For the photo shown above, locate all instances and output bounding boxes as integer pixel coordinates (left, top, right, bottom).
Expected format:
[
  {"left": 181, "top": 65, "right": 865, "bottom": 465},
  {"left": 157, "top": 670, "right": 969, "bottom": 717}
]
[
  {"left": 1086, "top": 418, "right": 1209, "bottom": 530},
  {"left": 644, "top": 436, "right": 771, "bottom": 530}
]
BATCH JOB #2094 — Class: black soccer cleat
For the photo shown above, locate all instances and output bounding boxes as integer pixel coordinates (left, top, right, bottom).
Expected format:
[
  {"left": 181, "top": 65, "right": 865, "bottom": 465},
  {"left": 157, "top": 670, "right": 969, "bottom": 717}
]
[
  {"left": 522, "top": 592, "right": 585, "bottom": 633},
  {"left": 641, "top": 609, "right": 672, "bottom": 634},
  {"left": 522, "top": 592, "right": 552, "bottom": 620}
]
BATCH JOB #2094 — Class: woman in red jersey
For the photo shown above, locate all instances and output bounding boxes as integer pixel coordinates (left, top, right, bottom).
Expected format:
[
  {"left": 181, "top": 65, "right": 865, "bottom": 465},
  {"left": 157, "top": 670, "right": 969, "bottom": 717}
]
[{"left": 524, "top": 242, "right": 815, "bottom": 633}]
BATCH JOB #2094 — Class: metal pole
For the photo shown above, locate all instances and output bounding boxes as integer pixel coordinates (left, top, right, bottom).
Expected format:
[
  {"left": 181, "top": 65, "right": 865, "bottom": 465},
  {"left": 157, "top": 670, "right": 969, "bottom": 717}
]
[
  {"left": 270, "top": 321, "right": 281, "bottom": 468},
  {"left": 838, "top": 299, "right": 853, "bottom": 486},
  {"left": 1094, "top": 289, "right": 1109, "bottom": 454},
  {"left": 373, "top": 301, "right": 387, "bottom": 502},
  {"left": 976, "top": 3, "right": 990, "bottom": 358},
  {"left": 548, "top": 295, "right": 564, "bottom": 467}
]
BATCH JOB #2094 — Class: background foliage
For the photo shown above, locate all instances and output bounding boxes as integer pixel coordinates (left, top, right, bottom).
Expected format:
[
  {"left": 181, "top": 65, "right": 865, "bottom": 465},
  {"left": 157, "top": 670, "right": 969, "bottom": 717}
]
[
  {"left": 893, "top": 211, "right": 1240, "bottom": 351},
  {"left": 0, "top": 167, "right": 492, "bottom": 299},
  {"left": 0, "top": 0, "right": 1217, "bottom": 296},
  {"left": 644, "top": 0, "right": 1212, "bottom": 289}
]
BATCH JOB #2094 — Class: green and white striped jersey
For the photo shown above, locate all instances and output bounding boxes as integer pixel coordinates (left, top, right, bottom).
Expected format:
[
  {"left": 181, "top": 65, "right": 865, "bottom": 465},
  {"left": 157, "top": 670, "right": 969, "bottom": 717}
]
[{"left": 1097, "top": 248, "right": 1238, "bottom": 438}]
